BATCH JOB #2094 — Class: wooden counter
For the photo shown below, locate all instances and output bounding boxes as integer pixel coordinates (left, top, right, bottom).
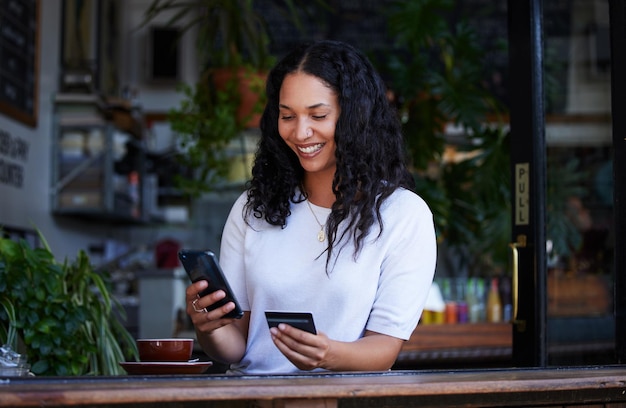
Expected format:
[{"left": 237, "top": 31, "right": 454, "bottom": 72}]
[
  {"left": 396, "top": 322, "right": 512, "bottom": 368},
  {"left": 396, "top": 320, "right": 615, "bottom": 368},
  {"left": 1, "top": 366, "right": 625, "bottom": 407}
]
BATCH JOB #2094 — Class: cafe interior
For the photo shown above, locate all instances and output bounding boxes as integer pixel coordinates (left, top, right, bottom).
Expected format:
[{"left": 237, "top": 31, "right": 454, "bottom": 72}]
[{"left": 0, "top": 0, "right": 624, "bottom": 406}]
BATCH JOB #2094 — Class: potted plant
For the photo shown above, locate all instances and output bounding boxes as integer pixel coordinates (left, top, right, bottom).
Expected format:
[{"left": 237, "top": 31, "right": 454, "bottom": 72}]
[
  {"left": 143, "top": 0, "right": 279, "bottom": 123},
  {"left": 142, "top": 0, "right": 329, "bottom": 196},
  {"left": 0, "top": 231, "right": 138, "bottom": 376}
]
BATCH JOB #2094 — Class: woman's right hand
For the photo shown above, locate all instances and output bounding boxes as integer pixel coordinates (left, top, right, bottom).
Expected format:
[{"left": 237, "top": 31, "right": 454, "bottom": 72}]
[{"left": 185, "top": 280, "right": 238, "bottom": 333}]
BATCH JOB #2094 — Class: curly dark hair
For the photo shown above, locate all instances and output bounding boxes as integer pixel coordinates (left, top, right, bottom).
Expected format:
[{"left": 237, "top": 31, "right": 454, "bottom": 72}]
[{"left": 245, "top": 40, "right": 415, "bottom": 267}]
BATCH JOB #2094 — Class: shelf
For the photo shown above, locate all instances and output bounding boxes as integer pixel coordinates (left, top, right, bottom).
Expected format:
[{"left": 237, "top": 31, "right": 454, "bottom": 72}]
[
  {"left": 50, "top": 94, "right": 155, "bottom": 224},
  {"left": 396, "top": 323, "right": 512, "bottom": 367}
]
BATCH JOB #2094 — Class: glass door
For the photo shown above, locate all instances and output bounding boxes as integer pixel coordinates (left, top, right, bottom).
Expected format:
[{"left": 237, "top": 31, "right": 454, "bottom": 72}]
[
  {"left": 544, "top": 0, "right": 614, "bottom": 365},
  {"left": 508, "top": 0, "right": 624, "bottom": 366}
]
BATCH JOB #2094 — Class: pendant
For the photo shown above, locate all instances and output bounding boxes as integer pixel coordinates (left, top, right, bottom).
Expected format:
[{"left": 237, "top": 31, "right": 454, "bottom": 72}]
[{"left": 317, "top": 229, "right": 326, "bottom": 242}]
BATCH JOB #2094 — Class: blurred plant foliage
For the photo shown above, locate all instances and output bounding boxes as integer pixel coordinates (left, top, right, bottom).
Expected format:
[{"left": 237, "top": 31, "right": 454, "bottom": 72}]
[
  {"left": 383, "top": 0, "right": 586, "bottom": 275},
  {"left": 169, "top": 68, "right": 266, "bottom": 196},
  {"left": 0, "top": 232, "right": 138, "bottom": 376},
  {"left": 546, "top": 156, "right": 589, "bottom": 258},
  {"left": 169, "top": 77, "right": 240, "bottom": 196},
  {"left": 382, "top": 0, "right": 511, "bottom": 274}
]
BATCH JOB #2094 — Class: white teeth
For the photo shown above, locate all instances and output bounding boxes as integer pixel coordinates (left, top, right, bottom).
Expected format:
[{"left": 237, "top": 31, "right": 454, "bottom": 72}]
[{"left": 298, "top": 143, "right": 323, "bottom": 154}]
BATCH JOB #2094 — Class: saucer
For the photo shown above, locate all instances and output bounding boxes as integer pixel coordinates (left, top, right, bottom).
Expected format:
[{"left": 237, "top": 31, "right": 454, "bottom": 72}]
[{"left": 119, "top": 361, "right": 213, "bottom": 375}]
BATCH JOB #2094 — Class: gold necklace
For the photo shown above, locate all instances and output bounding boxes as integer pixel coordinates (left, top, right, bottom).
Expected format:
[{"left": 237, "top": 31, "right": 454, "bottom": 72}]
[{"left": 306, "top": 199, "right": 327, "bottom": 242}]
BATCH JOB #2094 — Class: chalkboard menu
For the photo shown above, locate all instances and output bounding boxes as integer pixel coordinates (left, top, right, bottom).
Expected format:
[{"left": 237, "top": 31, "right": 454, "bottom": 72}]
[{"left": 0, "top": 0, "right": 39, "bottom": 127}]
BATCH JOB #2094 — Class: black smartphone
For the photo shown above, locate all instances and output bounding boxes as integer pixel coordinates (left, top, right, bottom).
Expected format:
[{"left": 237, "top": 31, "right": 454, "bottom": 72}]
[
  {"left": 178, "top": 249, "right": 244, "bottom": 319},
  {"left": 265, "top": 311, "right": 317, "bottom": 334}
]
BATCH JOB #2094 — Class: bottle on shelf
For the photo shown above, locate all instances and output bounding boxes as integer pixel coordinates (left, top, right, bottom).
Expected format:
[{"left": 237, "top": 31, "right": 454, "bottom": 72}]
[
  {"left": 455, "top": 277, "right": 468, "bottom": 323},
  {"left": 128, "top": 171, "right": 140, "bottom": 218},
  {"left": 499, "top": 275, "right": 513, "bottom": 322},
  {"left": 467, "top": 278, "right": 486, "bottom": 323},
  {"left": 441, "top": 278, "right": 458, "bottom": 324},
  {"left": 445, "top": 301, "right": 458, "bottom": 324},
  {"left": 486, "top": 277, "right": 503, "bottom": 323},
  {"left": 466, "top": 278, "right": 477, "bottom": 322}
]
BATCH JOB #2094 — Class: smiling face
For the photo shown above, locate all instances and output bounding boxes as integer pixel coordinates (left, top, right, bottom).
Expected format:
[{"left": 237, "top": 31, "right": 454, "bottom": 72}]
[{"left": 278, "top": 72, "right": 340, "bottom": 179}]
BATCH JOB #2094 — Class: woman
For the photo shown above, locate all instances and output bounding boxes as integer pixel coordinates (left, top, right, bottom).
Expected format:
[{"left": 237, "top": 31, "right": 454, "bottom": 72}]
[{"left": 186, "top": 40, "right": 437, "bottom": 374}]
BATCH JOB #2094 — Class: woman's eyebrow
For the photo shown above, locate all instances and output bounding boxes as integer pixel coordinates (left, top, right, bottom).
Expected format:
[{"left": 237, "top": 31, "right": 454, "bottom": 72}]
[{"left": 278, "top": 103, "right": 331, "bottom": 110}]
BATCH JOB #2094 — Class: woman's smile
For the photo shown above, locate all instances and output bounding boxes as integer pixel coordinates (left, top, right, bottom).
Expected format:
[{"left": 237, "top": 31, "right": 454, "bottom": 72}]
[{"left": 297, "top": 142, "right": 325, "bottom": 155}]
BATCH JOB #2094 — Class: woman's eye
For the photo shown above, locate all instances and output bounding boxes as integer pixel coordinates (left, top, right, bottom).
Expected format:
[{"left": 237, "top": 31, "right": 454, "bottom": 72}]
[
  {"left": 280, "top": 115, "right": 294, "bottom": 120},
  {"left": 312, "top": 115, "right": 327, "bottom": 120}
]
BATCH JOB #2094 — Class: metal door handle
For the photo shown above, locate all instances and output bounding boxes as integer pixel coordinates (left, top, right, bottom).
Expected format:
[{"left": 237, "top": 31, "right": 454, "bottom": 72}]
[{"left": 509, "top": 235, "right": 527, "bottom": 332}]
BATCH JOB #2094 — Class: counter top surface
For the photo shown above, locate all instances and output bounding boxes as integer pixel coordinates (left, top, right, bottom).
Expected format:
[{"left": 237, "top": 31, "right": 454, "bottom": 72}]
[{"left": 1, "top": 366, "right": 625, "bottom": 407}]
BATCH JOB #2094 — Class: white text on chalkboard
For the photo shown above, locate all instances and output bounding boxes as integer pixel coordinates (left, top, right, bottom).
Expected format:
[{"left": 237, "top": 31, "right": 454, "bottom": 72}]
[{"left": 0, "top": 128, "right": 29, "bottom": 189}]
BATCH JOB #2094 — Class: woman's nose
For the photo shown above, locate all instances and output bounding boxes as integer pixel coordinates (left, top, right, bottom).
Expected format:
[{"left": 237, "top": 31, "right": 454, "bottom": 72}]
[{"left": 295, "top": 120, "right": 311, "bottom": 140}]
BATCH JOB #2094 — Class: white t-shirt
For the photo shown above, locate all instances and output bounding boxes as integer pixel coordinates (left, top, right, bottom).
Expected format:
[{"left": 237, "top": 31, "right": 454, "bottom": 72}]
[{"left": 218, "top": 187, "right": 437, "bottom": 374}]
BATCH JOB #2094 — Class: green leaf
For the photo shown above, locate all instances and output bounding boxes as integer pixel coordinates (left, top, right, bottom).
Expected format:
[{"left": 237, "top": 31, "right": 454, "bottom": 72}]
[
  {"left": 0, "top": 239, "right": 20, "bottom": 261},
  {"left": 31, "top": 360, "right": 49, "bottom": 375},
  {"left": 35, "top": 317, "right": 61, "bottom": 334}
]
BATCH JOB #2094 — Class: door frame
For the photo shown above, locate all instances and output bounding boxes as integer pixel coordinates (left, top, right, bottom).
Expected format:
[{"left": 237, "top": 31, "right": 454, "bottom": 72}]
[
  {"left": 508, "top": 0, "right": 625, "bottom": 366},
  {"left": 507, "top": 0, "right": 548, "bottom": 367},
  {"left": 609, "top": 0, "right": 626, "bottom": 364}
]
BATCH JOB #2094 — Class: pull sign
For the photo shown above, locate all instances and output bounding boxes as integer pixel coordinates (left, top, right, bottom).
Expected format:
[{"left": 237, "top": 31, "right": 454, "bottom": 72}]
[{"left": 515, "top": 163, "right": 530, "bottom": 225}]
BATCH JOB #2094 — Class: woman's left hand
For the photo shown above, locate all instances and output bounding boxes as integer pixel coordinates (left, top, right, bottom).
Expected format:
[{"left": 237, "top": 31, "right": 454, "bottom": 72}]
[
  {"left": 269, "top": 324, "right": 332, "bottom": 370},
  {"left": 270, "top": 327, "right": 404, "bottom": 371}
]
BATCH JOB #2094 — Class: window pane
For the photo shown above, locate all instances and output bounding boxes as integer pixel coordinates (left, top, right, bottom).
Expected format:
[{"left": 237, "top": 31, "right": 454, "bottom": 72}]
[{"left": 544, "top": 0, "right": 615, "bottom": 366}]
